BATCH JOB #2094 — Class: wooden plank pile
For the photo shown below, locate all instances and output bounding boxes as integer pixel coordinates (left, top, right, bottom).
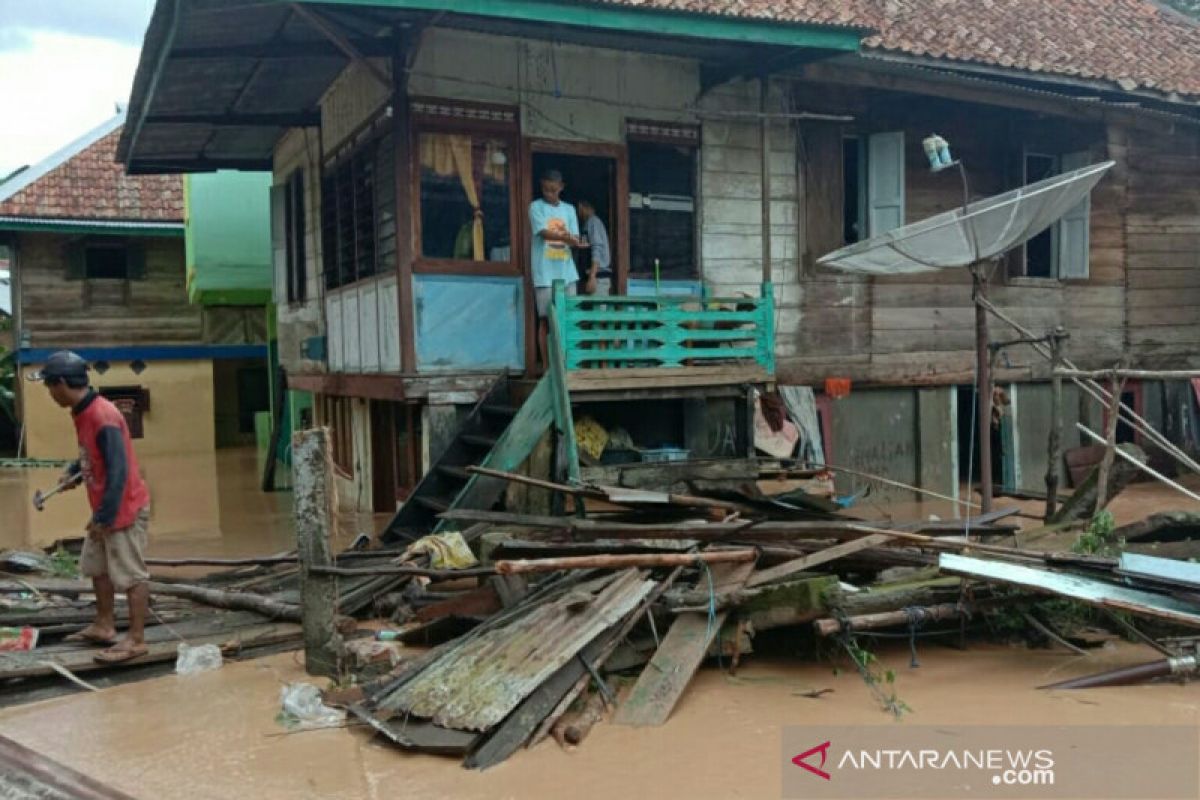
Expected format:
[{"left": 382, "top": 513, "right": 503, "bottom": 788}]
[
  {"left": 318, "top": 464, "right": 1059, "bottom": 768},
  {"left": 0, "top": 545, "right": 422, "bottom": 706}
]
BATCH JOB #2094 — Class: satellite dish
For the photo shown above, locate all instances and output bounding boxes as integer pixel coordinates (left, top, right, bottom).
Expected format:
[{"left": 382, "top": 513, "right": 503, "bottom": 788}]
[{"left": 817, "top": 161, "right": 1114, "bottom": 275}]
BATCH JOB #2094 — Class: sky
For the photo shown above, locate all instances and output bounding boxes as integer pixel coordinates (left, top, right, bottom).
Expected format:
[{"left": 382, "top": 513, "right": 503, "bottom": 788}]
[{"left": 0, "top": 0, "right": 156, "bottom": 178}]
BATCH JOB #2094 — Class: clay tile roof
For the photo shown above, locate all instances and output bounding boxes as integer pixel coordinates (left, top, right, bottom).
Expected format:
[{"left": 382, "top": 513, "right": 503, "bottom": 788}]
[
  {"left": 597, "top": 0, "right": 1200, "bottom": 99},
  {"left": 0, "top": 117, "right": 182, "bottom": 223}
]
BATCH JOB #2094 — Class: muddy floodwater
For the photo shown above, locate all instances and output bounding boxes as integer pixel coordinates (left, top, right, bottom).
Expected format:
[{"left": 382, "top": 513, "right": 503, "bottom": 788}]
[
  {"left": 4, "top": 458, "right": 1200, "bottom": 798},
  {"left": 0, "top": 640, "right": 1197, "bottom": 800},
  {"left": 0, "top": 448, "right": 380, "bottom": 559}
]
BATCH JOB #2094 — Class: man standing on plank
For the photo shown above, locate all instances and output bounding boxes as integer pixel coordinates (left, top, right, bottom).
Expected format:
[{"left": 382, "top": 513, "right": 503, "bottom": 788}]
[{"left": 29, "top": 350, "right": 152, "bottom": 663}]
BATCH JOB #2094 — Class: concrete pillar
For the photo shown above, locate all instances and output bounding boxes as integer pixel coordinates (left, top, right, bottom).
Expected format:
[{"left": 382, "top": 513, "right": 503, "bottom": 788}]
[{"left": 293, "top": 427, "right": 343, "bottom": 679}]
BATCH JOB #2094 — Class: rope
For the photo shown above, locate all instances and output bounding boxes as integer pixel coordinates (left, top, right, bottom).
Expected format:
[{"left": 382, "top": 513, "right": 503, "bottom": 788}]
[{"left": 697, "top": 557, "right": 722, "bottom": 669}]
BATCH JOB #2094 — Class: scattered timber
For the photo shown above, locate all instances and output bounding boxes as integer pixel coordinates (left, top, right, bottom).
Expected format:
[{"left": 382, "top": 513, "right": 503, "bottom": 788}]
[{"left": 495, "top": 550, "right": 755, "bottom": 574}]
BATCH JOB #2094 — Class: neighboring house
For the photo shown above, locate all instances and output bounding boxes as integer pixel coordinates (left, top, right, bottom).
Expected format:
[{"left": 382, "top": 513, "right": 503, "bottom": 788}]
[
  {"left": 118, "top": 0, "right": 1200, "bottom": 509},
  {"left": 0, "top": 112, "right": 268, "bottom": 459},
  {"left": 183, "top": 170, "right": 286, "bottom": 458}
]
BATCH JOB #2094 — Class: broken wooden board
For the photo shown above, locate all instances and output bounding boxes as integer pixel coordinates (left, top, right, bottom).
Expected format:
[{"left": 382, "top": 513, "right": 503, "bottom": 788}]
[
  {"left": 1051, "top": 444, "right": 1146, "bottom": 523},
  {"left": 746, "top": 533, "right": 896, "bottom": 588},
  {"left": 464, "top": 627, "right": 612, "bottom": 770},
  {"left": 614, "top": 560, "right": 755, "bottom": 727},
  {"left": 0, "top": 733, "right": 138, "bottom": 800},
  {"left": 353, "top": 712, "right": 480, "bottom": 756},
  {"left": 0, "top": 613, "right": 302, "bottom": 680},
  {"left": 939, "top": 553, "right": 1200, "bottom": 627},
  {"left": 742, "top": 575, "right": 838, "bottom": 632},
  {"left": 1114, "top": 512, "right": 1200, "bottom": 544}
]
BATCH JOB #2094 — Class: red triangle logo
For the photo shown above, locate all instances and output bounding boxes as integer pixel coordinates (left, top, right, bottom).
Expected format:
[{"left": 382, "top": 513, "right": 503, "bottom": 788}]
[{"left": 792, "top": 741, "right": 832, "bottom": 781}]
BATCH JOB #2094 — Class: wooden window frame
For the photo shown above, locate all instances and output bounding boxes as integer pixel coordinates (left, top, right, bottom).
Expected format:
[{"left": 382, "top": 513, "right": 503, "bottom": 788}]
[
  {"left": 284, "top": 169, "right": 307, "bottom": 305},
  {"left": 625, "top": 125, "right": 696, "bottom": 286},
  {"left": 321, "top": 111, "right": 394, "bottom": 292},
  {"left": 411, "top": 97, "right": 523, "bottom": 278}
]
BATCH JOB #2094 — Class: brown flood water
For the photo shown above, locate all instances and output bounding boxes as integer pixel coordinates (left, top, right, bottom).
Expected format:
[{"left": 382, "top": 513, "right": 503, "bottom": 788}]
[
  {"left": 0, "top": 640, "right": 1197, "bottom": 800},
  {"left": 0, "top": 448, "right": 381, "bottom": 560},
  {"left": 4, "top": 459, "right": 1200, "bottom": 797}
]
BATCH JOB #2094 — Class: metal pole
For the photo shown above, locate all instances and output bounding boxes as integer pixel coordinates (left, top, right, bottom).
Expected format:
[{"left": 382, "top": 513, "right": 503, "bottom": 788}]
[
  {"left": 974, "top": 266, "right": 993, "bottom": 513},
  {"left": 1045, "top": 327, "right": 1067, "bottom": 520}
]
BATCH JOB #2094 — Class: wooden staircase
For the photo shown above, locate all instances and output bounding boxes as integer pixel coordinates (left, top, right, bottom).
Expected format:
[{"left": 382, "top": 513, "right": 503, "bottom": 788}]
[
  {"left": 382, "top": 378, "right": 520, "bottom": 543},
  {"left": 381, "top": 305, "right": 582, "bottom": 545},
  {"left": 380, "top": 373, "right": 569, "bottom": 544}
]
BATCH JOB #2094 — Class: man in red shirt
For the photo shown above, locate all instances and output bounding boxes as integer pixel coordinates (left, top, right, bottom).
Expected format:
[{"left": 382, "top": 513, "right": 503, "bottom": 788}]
[{"left": 30, "top": 351, "right": 152, "bottom": 663}]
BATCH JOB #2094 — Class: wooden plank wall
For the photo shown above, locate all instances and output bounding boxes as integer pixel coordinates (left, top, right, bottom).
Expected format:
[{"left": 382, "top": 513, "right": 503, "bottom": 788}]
[
  {"left": 775, "top": 83, "right": 1131, "bottom": 386},
  {"left": 698, "top": 79, "right": 800, "bottom": 340},
  {"left": 1123, "top": 124, "right": 1200, "bottom": 367},
  {"left": 16, "top": 233, "right": 202, "bottom": 348}
]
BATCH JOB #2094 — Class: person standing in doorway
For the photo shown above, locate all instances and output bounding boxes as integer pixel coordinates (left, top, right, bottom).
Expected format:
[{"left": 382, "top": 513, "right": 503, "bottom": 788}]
[
  {"left": 29, "top": 351, "right": 152, "bottom": 664},
  {"left": 577, "top": 199, "right": 611, "bottom": 296},
  {"left": 530, "top": 169, "right": 587, "bottom": 370}
]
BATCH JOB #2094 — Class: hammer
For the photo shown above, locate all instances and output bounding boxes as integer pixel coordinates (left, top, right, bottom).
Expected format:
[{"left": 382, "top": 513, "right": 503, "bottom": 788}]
[{"left": 33, "top": 473, "right": 83, "bottom": 512}]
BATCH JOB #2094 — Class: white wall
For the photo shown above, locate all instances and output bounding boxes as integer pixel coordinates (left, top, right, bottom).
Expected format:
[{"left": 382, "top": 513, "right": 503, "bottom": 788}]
[
  {"left": 273, "top": 129, "right": 325, "bottom": 374},
  {"left": 325, "top": 274, "right": 401, "bottom": 373}
]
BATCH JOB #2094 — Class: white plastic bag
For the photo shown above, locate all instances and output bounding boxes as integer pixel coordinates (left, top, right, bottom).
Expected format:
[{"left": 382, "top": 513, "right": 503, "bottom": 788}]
[
  {"left": 175, "top": 643, "right": 223, "bottom": 675},
  {"left": 278, "top": 683, "right": 345, "bottom": 730}
]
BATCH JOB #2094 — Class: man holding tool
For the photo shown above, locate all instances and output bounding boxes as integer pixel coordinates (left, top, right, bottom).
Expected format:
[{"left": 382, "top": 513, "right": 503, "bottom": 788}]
[{"left": 28, "top": 351, "right": 151, "bottom": 663}]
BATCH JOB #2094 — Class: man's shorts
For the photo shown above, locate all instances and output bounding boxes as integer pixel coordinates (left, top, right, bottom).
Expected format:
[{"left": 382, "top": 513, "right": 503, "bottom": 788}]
[
  {"left": 80, "top": 507, "right": 150, "bottom": 591},
  {"left": 534, "top": 282, "right": 576, "bottom": 318}
]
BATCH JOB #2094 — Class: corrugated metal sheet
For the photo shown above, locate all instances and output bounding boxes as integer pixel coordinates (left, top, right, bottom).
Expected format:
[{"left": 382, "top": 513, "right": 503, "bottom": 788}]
[
  {"left": 378, "top": 569, "right": 655, "bottom": 731},
  {"left": 0, "top": 217, "right": 184, "bottom": 233},
  {"left": 940, "top": 553, "right": 1200, "bottom": 627},
  {"left": 1118, "top": 552, "right": 1200, "bottom": 591}
]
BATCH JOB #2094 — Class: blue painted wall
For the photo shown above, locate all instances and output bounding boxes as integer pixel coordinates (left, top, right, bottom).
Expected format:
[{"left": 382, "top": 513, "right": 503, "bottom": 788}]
[
  {"left": 627, "top": 278, "right": 703, "bottom": 297},
  {"left": 413, "top": 275, "right": 525, "bottom": 372}
]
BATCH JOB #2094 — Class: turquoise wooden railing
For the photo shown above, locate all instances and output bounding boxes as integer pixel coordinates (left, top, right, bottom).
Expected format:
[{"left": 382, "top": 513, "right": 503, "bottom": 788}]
[{"left": 552, "top": 281, "right": 776, "bottom": 374}]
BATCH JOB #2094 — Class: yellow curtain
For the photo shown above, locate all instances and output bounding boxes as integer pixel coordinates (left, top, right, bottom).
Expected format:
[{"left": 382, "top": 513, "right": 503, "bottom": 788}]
[{"left": 421, "top": 134, "right": 484, "bottom": 261}]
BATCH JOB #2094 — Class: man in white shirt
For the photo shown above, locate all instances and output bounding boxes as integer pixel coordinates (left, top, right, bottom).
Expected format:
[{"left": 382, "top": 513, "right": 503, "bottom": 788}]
[{"left": 529, "top": 169, "right": 587, "bottom": 369}]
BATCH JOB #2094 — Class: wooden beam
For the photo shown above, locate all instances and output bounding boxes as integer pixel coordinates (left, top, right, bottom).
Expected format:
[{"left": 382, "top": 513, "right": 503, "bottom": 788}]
[
  {"left": 495, "top": 549, "right": 756, "bottom": 574},
  {"left": 1056, "top": 368, "right": 1200, "bottom": 380},
  {"left": 614, "top": 560, "right": 755, "bottom": 726},
  {"left": 290, "top": 3, "right": 390, "bottom": 90},
  {"left": 170, "top": 39, "right": 391, "bottom": 60},
  {"left": 745, "top": 532, "right": 896, "bottom": 588},
  {"left": 144, "top": 111, "right": 321, "bottom": 127},
  {"left": 125, "top": 157, "right": 274, "bottom": 174}
]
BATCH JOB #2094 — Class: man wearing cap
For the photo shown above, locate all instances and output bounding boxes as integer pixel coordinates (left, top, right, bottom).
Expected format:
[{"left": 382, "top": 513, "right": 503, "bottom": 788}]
[{"left": 30, "top": 351, "right": 152, "bottom": 663}]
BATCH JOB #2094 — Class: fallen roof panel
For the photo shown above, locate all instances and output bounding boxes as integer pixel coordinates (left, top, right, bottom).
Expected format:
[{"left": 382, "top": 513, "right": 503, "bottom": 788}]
[
  {"left": 377, "top": 568, "right": 654, "bottom": 731},
  {"left": 939, "top": 553, "right": 1200, "bottom": 627}
]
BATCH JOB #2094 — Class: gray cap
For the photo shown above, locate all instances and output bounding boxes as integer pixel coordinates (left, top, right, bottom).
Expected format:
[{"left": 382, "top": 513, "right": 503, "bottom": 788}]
[{"left": 26, "top": 350, "right": 89, "bottom": 383}]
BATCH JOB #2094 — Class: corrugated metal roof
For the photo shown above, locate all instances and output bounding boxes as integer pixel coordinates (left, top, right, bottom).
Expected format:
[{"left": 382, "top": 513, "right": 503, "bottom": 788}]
[
  {"left": 378, "top": 569, "right": 655, "bottom": 731},
  {"left": 0, "top": 217, "right": 184, "bottom": 232}
]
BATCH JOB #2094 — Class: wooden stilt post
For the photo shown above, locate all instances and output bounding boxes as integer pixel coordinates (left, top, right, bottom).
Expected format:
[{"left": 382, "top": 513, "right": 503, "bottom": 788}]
[
  {"left": 1045, "top": 326, "right": 1068, "bottom": 520},
  {"left": 974, "top": 266, "right": 994, "bottom": 513},
  {"left": 293, "top": 427, "right": 343, "bottom": 679}
]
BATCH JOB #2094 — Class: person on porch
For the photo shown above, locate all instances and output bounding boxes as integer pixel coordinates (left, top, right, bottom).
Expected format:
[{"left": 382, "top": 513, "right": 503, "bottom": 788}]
[
  {"left": 29, "top": 350, "right": 152, "bottom": 664},
  {"left": 529, "top": 168, "right": 587, "bottom": 369},
  {"left": 577, "top": 198, "right": 611, "bottom": 296}
]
